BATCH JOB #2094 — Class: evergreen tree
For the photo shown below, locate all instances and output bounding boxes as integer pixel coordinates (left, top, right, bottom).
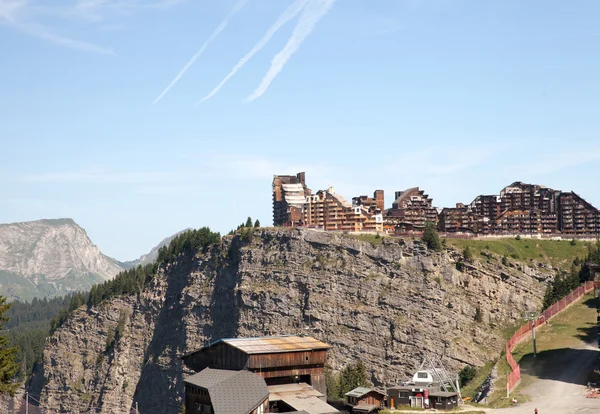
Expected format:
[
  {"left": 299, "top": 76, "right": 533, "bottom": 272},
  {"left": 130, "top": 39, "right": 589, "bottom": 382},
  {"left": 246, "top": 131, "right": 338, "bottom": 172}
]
[
  {"left": 254, "top": 219, "right": 260, "bottom": 228},
  {"left": 245, "top": 217, "right": 253, "bottom": 228},
  {"left": 422, "top": 222, "right": 442, "bottom": 251},
  {"left": 0, "top": 296, "right": 19, "bottom": 394},
  {"left": 338, "top": 360, "right": 369, "bottom": 397}
]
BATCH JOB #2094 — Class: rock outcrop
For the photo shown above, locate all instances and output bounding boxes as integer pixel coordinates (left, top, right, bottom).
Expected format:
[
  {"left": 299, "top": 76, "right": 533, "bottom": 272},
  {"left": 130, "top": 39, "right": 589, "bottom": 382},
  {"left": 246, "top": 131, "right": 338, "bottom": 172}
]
[
  {"left": 34, "top": 229, "right": 551, "bottom": 413},
  {"left": 0, "top": 218, "right": 122, "bottom": 300}
]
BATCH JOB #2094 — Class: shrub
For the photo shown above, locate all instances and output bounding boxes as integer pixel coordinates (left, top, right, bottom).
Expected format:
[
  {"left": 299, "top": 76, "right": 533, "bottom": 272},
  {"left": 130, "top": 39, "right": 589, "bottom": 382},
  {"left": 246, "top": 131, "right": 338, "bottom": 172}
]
[
  {"left": 570, "top": 239, "right": 577, "bottom": 246},
  {"left": 463, "top": 246, "right": 474, "bottom": 262},
  {"left": 515, "top": 235, "right": 521, "bottom": 240},
  {"left": 422, "top": 222, "right": 442, "bottom": 251},
  {"left": 474, "top": 306, "right": 483, "bottom": 323},
  {"left": 502, "top": 256, "right": 508, "bottom": 266},
  {"left": 459, "top": 365, "right": 477, "bottom": 387}
]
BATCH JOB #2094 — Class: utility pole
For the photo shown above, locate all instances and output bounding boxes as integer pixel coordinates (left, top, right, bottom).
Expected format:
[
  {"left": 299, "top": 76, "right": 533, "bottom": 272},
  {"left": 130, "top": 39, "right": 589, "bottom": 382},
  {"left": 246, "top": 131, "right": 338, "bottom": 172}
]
[
  {"left": 524, "top": 312, "right": 539, "bottom": 358},
  {"left": 136, "top": 402, "right": 139, "bottom": 413},
  {"left": 25, "top": 392, "right": 28, "bottom": 414}
]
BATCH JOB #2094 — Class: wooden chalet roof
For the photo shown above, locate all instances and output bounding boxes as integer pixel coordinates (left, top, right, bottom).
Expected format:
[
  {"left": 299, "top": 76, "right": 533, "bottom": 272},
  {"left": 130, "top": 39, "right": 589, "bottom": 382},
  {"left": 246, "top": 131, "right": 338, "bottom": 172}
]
[
  {"left": 220, "top": 335, "right": 330, "bottom": 354},
  {"left": 181, "top": 335, "right": 331, "bottom": 359}
]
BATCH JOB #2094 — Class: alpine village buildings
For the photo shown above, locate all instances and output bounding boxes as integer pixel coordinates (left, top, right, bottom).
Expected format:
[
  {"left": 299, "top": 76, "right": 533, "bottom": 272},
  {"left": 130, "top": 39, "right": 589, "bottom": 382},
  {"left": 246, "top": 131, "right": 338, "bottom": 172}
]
[{"left": 272, "top": 172, "right": 600, "bottom": 237}]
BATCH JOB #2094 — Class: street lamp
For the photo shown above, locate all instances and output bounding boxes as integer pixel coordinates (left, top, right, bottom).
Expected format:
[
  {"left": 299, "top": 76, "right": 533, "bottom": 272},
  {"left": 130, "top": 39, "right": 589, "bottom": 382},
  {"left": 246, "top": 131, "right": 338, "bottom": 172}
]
[{"left": 523, "top": 312, "right": 539, "bottom": 358}]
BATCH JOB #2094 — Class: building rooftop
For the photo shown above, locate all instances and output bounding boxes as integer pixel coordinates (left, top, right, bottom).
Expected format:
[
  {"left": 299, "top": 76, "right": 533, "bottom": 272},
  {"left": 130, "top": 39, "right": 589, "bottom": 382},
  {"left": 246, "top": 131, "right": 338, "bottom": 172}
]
[
  {"left": 345, "top": 387, "right": 378, "bottom": 398},
  {"left": 268, "top": 383, "right": 338, "bottom": 414},
  {"left": 215, "top": 335, "right": 331, "bottom": 355},
  {"left": 429, "top": 391, "right": 458, "bottom": 398},
  {"left": 184, "top": 368, "right": 268, "bottom": 414}
]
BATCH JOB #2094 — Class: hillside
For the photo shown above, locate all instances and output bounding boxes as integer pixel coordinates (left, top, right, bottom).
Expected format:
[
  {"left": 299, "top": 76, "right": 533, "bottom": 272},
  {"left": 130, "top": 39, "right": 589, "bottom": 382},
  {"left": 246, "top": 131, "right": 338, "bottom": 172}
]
[
  {"left": 119, "top": 229, "right": 191, "bottom": 269},
  {"left": 0, "top": 219, "right": 122, "bottom": 301},
  {"left": 31, "top": 228, "right": 559, "bottom": 413}
]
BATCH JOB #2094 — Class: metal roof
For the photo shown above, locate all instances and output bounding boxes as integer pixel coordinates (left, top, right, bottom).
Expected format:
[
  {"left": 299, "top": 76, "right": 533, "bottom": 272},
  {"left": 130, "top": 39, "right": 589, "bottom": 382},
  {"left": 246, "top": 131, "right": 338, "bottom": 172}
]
[
  {"left": 279, "top": 394, "right": 339, "bottom": 414},
  {"left": 221, "top": 335, "right": 330, "bottom": 355},
  {"left": 345, "top": 387, "right": 375, "bottom": 398},
  {"left": 184, "top": 368, "right": 269, "bottom": 414},
  {"left": 267, "top": 382, "right": 338, "bottom": 414}
]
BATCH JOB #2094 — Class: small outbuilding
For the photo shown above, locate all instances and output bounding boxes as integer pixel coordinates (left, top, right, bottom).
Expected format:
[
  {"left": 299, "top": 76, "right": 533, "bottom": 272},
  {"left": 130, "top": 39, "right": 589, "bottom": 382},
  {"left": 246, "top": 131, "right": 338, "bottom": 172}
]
[
  {"left": 344, "top": 387, "right": 385, "bottom": 408},
  {"left": 428, "top": 391, "right": 459, "bottom": 410}
]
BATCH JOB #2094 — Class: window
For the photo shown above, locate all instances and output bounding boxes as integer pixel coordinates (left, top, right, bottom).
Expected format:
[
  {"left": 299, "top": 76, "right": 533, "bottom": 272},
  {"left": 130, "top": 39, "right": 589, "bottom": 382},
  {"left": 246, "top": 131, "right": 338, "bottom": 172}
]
[{"left": 417, "top": 372, "right": 428, "bottom": 379}]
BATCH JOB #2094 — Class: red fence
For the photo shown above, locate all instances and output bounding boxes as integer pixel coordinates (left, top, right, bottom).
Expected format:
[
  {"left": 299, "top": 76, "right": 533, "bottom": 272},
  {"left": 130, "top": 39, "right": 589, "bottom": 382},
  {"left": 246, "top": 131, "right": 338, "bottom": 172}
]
[{"left": 506, "top": 280, "right": 595, "bottom": 394}]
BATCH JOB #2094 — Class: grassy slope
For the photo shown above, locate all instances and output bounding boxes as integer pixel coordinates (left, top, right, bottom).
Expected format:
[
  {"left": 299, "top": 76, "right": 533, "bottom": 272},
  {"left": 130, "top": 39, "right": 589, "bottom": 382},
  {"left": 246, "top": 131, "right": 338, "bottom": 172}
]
[
  {"left": 485, "top": 292, "right": 598, "bottom": 407},
  {"left": 446, "top": 238, "right": 589, "bottom": 271}
]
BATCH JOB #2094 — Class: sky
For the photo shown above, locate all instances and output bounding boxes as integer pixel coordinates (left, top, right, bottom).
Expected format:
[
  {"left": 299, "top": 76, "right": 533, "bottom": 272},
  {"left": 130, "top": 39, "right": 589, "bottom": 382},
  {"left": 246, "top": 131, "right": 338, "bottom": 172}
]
[{"left": 1, "top": 0, "right": 599, "bottom": 261}]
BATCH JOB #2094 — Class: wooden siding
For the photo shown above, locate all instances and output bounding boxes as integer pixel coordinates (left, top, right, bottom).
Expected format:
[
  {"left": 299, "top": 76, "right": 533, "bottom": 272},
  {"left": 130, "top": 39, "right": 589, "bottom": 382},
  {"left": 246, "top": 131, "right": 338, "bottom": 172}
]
[
  {"left": 248, "top": 350, "right": 327, "bottom": 369},
  {"left": 184, "top": 342, "right": 250, "bottom": 372},
  {"left": 250, "top": 366, "right": 324, "bottom": 379},
  {"left": 185, "top": 384, "right": 212, "bottom": 414}
]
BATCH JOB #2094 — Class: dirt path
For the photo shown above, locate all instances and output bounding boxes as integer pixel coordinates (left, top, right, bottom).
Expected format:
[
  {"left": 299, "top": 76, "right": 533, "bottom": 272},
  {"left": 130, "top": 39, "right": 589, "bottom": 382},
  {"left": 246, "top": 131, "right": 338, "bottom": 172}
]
[{"left": 487, "top": 342, "right": 600, "bottom": 414}]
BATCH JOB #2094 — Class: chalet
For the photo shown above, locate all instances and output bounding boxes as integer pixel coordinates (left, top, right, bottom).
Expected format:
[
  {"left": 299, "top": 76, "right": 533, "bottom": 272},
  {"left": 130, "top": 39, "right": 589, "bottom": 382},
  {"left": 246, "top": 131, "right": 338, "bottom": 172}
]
[
  {"left": 344, "top": 387, "right": 385, "bottom": 408},
  {"left": 182, "top": 336, "right": 338, "bottom": 414},
  {"left": 182, "top": 336, "right": 330, "bottom": 396},
  {"left": 184, "top": 368, "right": 269, "bottom": 414}
]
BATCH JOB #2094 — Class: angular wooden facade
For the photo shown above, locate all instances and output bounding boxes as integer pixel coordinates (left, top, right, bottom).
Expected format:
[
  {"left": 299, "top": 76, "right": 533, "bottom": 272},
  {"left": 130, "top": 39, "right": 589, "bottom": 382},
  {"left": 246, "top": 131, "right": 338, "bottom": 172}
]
[{"left": 182, "top": 336, "right": 330, "bottom": 397}]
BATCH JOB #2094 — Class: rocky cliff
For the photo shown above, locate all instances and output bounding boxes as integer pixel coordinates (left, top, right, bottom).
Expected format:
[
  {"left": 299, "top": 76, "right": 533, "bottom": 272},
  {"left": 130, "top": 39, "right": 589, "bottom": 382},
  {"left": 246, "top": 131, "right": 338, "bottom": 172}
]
[
  {"left": 33, "top": 229, "right": 553, "bottom": 413},
  {"left": 0, "top": 218, "right": 122, "bottom": 300}
]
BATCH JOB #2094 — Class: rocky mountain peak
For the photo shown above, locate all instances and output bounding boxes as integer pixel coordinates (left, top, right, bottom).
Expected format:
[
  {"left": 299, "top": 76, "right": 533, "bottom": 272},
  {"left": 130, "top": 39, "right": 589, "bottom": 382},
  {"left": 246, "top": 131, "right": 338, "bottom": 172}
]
[{"left": 0, "top": 218, "right": 123, "bottom": 300}]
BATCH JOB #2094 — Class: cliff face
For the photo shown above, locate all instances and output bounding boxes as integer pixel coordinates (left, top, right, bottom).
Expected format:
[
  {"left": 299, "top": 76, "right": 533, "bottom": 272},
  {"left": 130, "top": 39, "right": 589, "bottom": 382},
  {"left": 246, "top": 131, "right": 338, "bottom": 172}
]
[
  {"left": 34, "top": 229, "right": 552, "bottom": 413},
  {"left": 0, "top": 219, "right": 122, "bottom": 300}
]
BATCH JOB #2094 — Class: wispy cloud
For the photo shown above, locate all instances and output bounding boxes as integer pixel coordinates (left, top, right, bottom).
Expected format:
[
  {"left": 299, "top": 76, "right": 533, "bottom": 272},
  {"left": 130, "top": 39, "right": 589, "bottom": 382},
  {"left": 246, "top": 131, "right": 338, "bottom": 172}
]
[
  {"left": 246, "top": 0, "right": 336, "bottom": 102},
  {"left": 197, "top": 0, "right": 310, "bottom": 105},
  {"left": 0, "top": 0, "right": 181, "bottom": 53},
  {"left": 153, "top": 0, "right": 251, "bottom": 105},
  {"left": 510, "top": 148, "right": 600, "bottom": 176}
]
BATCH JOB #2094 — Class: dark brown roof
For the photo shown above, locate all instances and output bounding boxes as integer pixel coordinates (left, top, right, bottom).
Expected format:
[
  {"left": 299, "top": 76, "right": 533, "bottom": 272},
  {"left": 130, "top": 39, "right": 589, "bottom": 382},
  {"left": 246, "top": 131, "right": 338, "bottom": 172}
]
[
  {"left": 428, "top": 391, "right": 458, "bottom": 398},
  {"left": 184, "top": 368, "right": 268, "bottom": 414}
]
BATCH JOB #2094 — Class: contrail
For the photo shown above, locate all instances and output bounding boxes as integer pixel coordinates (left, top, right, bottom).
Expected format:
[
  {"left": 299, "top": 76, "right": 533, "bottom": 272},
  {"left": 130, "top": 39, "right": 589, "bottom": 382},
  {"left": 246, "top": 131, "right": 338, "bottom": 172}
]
[
  {"left": 152, "top": 0, "right": 251, "bottom": 105},
  {"left": 246, "top": 0, "right": 336, "bottom": 102},
  {"left": 197, "top": 0, "right": 310, "bottom": 105}
]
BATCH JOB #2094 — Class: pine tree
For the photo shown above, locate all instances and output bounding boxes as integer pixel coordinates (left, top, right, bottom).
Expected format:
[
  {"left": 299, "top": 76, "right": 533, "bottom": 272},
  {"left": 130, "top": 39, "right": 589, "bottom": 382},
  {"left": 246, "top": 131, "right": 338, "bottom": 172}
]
[
  {"left": 0, "top": 296, "right": 20, "bottom": 394},
  {"left": 245, "top": 217, "right": 253, "bottom": 228},
  {"left": 254, "top": 219, "right": 260, "bottom": 228}
]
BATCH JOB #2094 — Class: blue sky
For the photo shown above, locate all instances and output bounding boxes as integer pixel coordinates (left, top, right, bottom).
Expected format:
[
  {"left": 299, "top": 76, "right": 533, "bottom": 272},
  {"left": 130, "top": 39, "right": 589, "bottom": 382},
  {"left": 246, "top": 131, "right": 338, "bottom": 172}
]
[{"left": 1, "top": 0, "right": 599, "bottom": 260}]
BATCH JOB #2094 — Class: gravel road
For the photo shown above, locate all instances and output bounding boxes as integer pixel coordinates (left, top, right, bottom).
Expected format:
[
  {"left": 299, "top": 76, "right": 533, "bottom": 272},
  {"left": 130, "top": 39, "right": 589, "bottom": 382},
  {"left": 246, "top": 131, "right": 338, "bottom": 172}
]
[{"left": 490, "top": 342, "right": 600, "bottom": 414}]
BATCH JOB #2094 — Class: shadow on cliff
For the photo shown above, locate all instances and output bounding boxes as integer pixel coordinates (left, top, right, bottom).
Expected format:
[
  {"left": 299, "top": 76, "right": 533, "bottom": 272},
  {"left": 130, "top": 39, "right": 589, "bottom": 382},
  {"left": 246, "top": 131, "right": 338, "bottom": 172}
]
[
  {"left": 132, "top": 255, "right": 195, "bottom": 414},
  {"left": 203, "top": 236, "right": 243, "bottom": 341}
]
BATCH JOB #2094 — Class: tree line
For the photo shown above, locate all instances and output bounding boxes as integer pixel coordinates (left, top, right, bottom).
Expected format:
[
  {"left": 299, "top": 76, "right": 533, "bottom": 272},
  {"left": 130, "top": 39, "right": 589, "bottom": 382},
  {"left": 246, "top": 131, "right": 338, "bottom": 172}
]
[{"left": 3, "top": 293, "right": 89, "bottom": 382}]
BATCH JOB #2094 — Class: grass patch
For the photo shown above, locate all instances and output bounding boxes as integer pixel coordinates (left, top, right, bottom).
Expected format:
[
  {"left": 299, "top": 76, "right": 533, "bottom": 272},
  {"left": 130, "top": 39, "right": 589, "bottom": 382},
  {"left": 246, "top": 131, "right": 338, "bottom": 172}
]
[
  {"left": 445, "top": 238, "right": 588, "bottom": 271},
  {"left": 512, "top": 293, "right": 597, "bottom": 361},
  {"left": 351, "top": 233, "right": 384, "bottom": 247}
]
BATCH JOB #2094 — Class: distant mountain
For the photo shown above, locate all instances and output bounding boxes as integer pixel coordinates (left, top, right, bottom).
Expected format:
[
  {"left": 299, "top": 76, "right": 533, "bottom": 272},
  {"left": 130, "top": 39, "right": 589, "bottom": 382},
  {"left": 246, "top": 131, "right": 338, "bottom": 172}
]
[
  {"left": 0, "top": 218, "right": 123, "bottom": 301},
  {"left": 119, "top": 229, "right": 191, "bottom": 269}
]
